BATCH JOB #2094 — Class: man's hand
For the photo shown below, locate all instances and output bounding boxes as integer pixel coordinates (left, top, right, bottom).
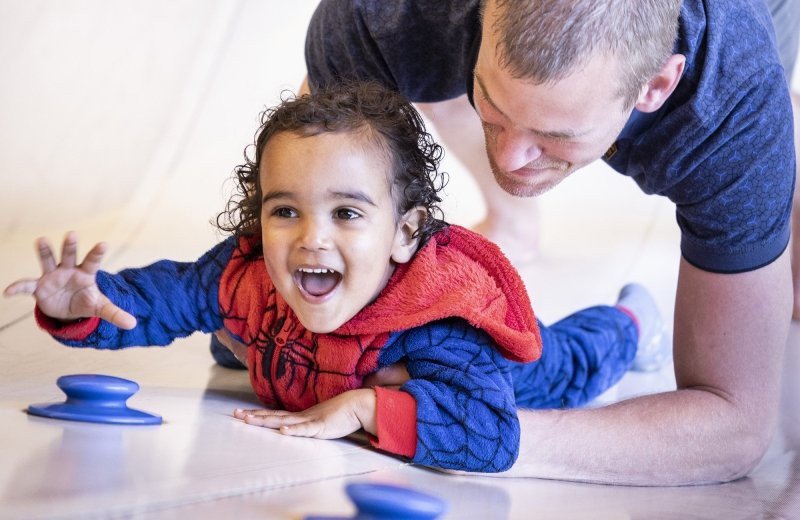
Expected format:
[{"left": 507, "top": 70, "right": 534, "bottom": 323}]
[
  {"left": 233, "top": 388, "right": 377, "bottom": 438},
  {"left": 3, "top": 231, "right": 136, "bottom": 329}
]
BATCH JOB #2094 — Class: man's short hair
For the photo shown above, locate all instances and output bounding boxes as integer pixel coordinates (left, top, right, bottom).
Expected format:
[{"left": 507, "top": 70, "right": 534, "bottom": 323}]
[{"left": 487, "top": 0, "right": 682, "bottom": 107}]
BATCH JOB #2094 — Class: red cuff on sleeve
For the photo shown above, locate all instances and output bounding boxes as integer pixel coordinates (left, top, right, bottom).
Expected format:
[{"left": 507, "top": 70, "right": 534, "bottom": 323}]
[
  {"left": 368, "top": 386, "right": 417, "bottom": 458},
  {"left": 35, "top": 306, "right": 100, "bottom": 341},
  {"left": 615, "top": 305, "right": 640, "bottom": 334}
]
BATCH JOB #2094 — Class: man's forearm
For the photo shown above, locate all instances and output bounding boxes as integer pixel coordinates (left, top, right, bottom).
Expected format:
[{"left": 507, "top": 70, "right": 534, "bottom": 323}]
[
  {"left": 507, "top": 388, "right": 767, "bottom": 485},
  {"left": 494, "top": 251, "right": 792, "bottom": 485}
]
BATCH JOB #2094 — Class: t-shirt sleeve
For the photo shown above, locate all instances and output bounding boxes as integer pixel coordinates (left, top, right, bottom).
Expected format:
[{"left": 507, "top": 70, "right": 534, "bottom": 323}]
[
  {"left": 665, "top": 66, "right": 794, "bottom": 273},
  {"left": 304, "top": 0, "right": 480, "bottom": 102},
  {"left": 611, "top": 0, "right": 795, "bottom": 274}
]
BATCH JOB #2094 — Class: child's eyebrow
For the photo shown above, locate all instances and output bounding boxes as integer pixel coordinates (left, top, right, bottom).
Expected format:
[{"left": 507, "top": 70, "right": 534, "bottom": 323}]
[
  {"left": 330, "top": 190, "right": 377, "bottom": 206},
  {"left": 262, "top": 190, "right": 292, "bottom": 204},
  {"left": 261, "top": 189, "right": 377, "bottom": 206}
]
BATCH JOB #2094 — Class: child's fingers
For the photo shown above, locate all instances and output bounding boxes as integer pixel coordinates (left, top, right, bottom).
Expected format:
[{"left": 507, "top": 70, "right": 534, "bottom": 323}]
[
  {"left": 238, "top": 410, "right": 308, "bottom": 429},
  {"left": 80, "top": 242, "right": 108, "bottom": 274},
  {"left": 232, "top": 408, "right": 252, "bottom": 419},
  {"left": 36, "top": 237, "right": 57, "bottom": 273},
  {"left": 278, "top": 420, "right": 324, "bottom": 438},
  {"left": 234, "top": 408, "right": 290, "bottom": 419},
  {"left": 59, "top": 231, "right": 78, "bottom": 269},
  {"left": 234, "top": 410, "right": 308, "bottom": 430},
  {"left": 96, "top": 298, "right": 137, "bottom": 330},
  {"left": 3, "top": 279, "right": 39, "bottom": 297},
  {"left": 234, "top": 408, "right": 351, "bottom": 438}
]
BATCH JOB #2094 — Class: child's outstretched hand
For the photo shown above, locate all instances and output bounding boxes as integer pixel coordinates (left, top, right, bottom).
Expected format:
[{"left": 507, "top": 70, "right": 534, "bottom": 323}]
[
  {"left": 3, "top": 231, "right": 136, "bottom": 329},
  {"left": 233, "top": 388, "right": 377, "bottom": 439}
]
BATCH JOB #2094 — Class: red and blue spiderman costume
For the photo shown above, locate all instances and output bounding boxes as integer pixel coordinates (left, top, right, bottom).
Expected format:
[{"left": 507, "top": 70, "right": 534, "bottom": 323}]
[{"left": 36, "top": 225, "right": 637, "bottom": 472}]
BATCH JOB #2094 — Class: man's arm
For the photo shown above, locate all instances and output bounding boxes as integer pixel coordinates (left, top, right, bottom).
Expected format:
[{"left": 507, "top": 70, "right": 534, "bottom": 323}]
[
  {"left": 791, "top": 91, "right": 800, "bottom": 321},
  {"left": 498, "top": 250, "right": 792, "bottom": 485}
]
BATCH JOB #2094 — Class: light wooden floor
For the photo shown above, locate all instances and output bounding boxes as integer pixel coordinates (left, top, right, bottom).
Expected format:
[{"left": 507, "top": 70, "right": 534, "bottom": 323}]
[{"left": 1, "top": 2, "right": 798, "bottom": 518}]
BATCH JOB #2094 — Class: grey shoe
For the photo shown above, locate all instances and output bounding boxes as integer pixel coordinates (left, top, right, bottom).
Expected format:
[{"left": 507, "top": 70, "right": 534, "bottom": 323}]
[{"left": 617, "top": 283, "right": 672, "bottom": 372}]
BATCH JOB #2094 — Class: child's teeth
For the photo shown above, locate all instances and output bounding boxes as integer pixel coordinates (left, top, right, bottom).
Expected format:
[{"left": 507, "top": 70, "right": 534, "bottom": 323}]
[{"left": 300, "top": 268, "right": 333, "bottom": 274}]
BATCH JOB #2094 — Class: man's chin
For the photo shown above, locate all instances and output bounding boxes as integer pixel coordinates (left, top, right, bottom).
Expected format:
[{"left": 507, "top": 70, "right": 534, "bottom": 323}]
[{"left": 492, "top": 170, "right": 557, "bottom": 198}]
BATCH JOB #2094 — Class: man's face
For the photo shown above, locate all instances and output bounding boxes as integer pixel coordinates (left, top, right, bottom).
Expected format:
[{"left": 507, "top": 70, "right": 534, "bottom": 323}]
[{"left": 474, "top": 6, "right": 635, "bottom": 197}]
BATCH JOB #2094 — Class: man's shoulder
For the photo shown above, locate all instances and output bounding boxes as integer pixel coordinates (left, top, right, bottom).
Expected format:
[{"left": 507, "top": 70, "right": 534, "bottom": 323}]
[
  {"left": 617, "top": 0, "right": 788, "bottom": 174},
  {"left": 678, "top": 0, "right": 782, "bottom": 90},
  {"left": 314, "top": 0, "right": 477, "bottom": 34}
]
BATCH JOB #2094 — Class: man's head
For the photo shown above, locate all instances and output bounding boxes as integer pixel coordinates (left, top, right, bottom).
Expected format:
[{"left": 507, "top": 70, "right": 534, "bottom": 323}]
[
  {"left": 488, "top": 0, "right": 682, "bottom": 106},
  {"left": 475, "top": 0, "right": 684, "bottom": 197},
  {"left": 218, "top": 82, "right": 448, "bottom": 332}
]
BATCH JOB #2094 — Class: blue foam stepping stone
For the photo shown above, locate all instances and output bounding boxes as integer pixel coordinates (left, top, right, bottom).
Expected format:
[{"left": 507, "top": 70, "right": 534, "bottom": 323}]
[
  {"left": 306, "top": 482, "right": 448, "bottom": 520},
  {"left": 28, "top": 374, "right": 162, "bottom": 425}
]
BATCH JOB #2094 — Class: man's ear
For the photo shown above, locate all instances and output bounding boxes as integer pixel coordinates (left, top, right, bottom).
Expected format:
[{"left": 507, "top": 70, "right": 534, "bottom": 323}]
[
  {"left": 391, "top": 207, "right": 426, "bottom": 264},
  {"left": 634, "top": 54, "right": 686, "bottom": 113}
]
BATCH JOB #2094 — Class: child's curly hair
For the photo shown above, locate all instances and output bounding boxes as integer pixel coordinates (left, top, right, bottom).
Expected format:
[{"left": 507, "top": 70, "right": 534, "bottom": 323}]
[{"left": 216, "top": 81, "right": 448, "bottom": 248}]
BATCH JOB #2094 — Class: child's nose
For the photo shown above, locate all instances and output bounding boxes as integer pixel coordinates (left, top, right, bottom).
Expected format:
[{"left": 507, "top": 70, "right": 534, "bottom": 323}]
[{"left": 298, "top": 219, "right": 332, "bottom": 250}]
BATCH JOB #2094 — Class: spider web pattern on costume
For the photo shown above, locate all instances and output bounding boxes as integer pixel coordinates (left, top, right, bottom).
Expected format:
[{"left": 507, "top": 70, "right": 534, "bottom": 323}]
[
  {"left": 379, "top": 318, "right": 520, "bottom": 472},
  {"left": 219, "top": 241, "right": 383, "bottom": 412},
  {"left": 510, "top": 305, "right": 637, "bottom": 409}
]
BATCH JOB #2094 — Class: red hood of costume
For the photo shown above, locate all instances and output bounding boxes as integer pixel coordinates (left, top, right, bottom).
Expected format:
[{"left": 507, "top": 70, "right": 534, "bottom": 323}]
[{"left": 337, "top": 225, "right": 541, "bottom": 363}]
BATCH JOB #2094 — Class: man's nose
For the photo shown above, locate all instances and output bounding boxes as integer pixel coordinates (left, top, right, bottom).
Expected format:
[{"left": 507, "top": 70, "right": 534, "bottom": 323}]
[{"left": 492, "top": 127, "right": 543, "bottom": 172}]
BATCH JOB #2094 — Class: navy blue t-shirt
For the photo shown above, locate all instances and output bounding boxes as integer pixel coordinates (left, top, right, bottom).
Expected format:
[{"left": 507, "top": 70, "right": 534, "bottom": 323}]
[{"left": 305, "top": 0, "right": 795, "bottom": 274}]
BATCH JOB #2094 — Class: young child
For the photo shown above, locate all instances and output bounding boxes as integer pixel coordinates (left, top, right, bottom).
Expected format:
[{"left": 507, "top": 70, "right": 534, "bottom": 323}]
[{"left": 4, "top": 82, "right": 667, "bottom": 473}]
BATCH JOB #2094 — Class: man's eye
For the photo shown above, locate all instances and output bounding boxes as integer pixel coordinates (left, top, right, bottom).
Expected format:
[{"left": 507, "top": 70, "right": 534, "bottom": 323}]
[
  {"left": 335, "top": 208, "right": 360, "bottom": 220},
  {"left": 475, "top": 96, "right": 500, "bottom": 123}
]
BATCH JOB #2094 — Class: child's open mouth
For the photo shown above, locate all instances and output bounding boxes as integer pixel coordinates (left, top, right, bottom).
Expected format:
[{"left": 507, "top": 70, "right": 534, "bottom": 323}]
[{"left": 295, "top": 267, "right": 342, "bottom": 298}]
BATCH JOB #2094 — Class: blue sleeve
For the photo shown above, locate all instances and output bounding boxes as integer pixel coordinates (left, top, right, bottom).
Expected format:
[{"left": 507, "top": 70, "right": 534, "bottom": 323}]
[
  {"left": 57, "top": 238, "right": 237, "bottom": 349},
  {"left": 379, "top": 318, "right": 519, "bottom": 472}
]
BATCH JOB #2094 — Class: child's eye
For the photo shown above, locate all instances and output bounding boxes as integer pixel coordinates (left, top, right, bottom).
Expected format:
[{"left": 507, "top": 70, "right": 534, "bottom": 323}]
[
  {"left": 334, "top": 208, "right": 361, "bottom": 220},
  {"left": 272, "top": 207, "right": 297, "bottom": 218}
]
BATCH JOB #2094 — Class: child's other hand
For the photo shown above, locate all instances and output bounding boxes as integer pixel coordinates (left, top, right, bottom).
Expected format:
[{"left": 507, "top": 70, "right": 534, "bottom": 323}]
[
  {"left": 213, "top": 329, "right": 249, "bottom": 368},
  {"left": 3, "top": 231, "right": 136, "bottom": 329},
  {"left": 363, "top": 363, "right": 410, "bottom": 389},
  {"left": 233, "top": 388, "right": 377, "bottom": 439}
]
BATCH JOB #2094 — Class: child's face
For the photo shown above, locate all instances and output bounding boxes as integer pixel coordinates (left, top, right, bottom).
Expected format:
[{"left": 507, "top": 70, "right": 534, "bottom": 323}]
[{"left": 259, "top": 130, "right": 420, "bottom": 333}]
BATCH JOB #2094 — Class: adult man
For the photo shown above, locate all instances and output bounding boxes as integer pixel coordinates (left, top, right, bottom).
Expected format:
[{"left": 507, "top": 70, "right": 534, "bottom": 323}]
[{"left": 302, "top": 0, "right": 797, "bottom": 485}]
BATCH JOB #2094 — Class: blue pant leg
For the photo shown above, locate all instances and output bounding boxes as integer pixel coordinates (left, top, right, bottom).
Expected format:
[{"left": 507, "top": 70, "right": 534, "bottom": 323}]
[{"left": 512, "top": 305, "right": 637, "bottom": 409}]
